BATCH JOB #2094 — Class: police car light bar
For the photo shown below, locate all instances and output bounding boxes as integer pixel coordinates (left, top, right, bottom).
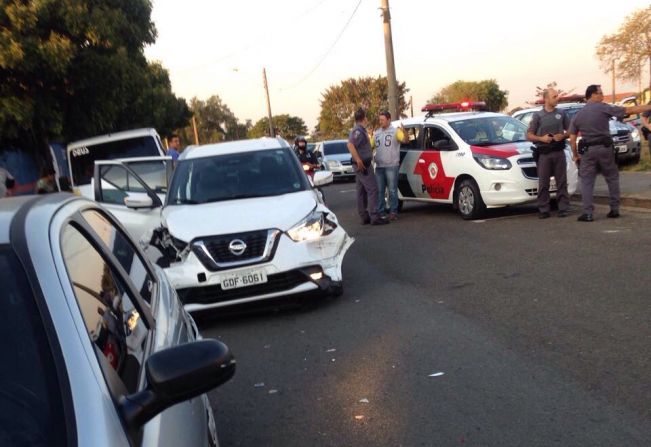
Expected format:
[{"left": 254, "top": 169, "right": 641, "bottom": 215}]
[{"left": 421, "top": 101, "right": 488, "bottom": 116}]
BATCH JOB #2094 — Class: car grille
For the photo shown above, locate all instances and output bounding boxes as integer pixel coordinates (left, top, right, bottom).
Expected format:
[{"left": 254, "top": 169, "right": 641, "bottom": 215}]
[
  {"left": 341, "top": 160, "right": 352, "bottom": 166},
  {"left": 613, "top": 133, "right": 631, "bottom": 144},
  {"left": 525, "top": 188, "right": 538, "bottom": 197},
  {"left": 192, "top": 229, "right": 279, "bottom": 271},
  {"left": 521, "top": 167, "right": 538, "bottom": 179},
  {"left": 177, "top": 270, "right": 309, "bottom": 305}
]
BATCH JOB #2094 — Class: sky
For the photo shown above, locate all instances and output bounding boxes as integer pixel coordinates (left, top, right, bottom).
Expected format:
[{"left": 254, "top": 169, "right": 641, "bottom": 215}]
[{"left": 144, "top": 0, "right": 650, "bottom": 132}]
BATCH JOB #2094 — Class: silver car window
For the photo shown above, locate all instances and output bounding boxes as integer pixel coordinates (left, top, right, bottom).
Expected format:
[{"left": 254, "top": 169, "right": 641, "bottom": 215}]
[
  {"left": 61, "top": 225, "right": 149, "bottom": 394},
  {"left": 82, "top": 209, "right": 155, "bottom": 304}
]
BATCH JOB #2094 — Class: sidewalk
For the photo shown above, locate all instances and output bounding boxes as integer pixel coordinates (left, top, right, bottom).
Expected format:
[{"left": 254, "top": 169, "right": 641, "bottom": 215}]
[{"left": 574, "top": 171, "right": 651, "bottom": 210}]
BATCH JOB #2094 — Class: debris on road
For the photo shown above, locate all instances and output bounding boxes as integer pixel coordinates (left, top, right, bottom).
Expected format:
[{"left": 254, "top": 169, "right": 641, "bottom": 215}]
[
  {"left": 354, "top": 415, "right": 365, "bottom": 420},
  {"left": 359, "top": 398, "right": 369, "bottom": 403},
  {"left": 326, "top": 348, "right": 336, "bottom": 352},
  {"left": 254, "top": 382, "right": 265, "bottom": 388},
  {"left": 428, "top": 372, "right": 445, "bottom": 377},
  {"left": 268, "top": 389, "right": 278, "bottom": 394}
]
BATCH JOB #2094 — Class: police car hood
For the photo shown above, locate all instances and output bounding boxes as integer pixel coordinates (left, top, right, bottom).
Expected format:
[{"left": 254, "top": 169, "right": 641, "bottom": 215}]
[
  {"left": 470, "top": 141, "right": 534, "bottom": 158},
  {"left": 162, "top": 190, "right": 318, "bottom": 242}
]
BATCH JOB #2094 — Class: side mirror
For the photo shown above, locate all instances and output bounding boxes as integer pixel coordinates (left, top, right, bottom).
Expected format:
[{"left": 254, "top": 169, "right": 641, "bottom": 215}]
[
  {"left": 124, "top": 196, "right": 154, "bottom": 209},
  {"left": 313, "top": 170, "right": 333, "bottom": 187},
  {"left": 433, "top": 139, "right": 457, "bottom": 151},
  {"left": 119, "top": 339, "right": 235, "bottom": 431}
]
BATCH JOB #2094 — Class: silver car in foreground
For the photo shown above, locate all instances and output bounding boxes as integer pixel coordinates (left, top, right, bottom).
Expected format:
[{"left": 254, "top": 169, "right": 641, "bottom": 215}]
[{"left": 0, "top": 194, "right": 235, "bottom": 446}]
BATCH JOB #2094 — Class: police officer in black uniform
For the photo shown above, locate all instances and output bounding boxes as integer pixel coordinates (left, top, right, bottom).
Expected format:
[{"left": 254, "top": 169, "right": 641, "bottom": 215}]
[{"left": 570, "top": 85, "right": 651, "bottom": 221}]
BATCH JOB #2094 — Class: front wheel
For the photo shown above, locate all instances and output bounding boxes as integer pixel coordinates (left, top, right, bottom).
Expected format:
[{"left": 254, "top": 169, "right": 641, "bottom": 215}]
[{"left": 456, "top": 179, "right": 486, "bottom": 220}]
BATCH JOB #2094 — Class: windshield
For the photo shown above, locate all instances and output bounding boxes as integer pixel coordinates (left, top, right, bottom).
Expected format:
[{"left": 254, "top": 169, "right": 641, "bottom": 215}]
[
  {"left": 0, "top": 246, "right": 68, "bottom": 445},
  {"left": 70, "top": 136, "right": 162, "bottom": 186},
  {"left": 323, "top": 141, "right": 349, "bottom": 155},
  {"left": 450, "top": 116, "right": 528, "bottom": 146},
  {"left": 167, "top": 147, "right": 309, "bottom": 205}
]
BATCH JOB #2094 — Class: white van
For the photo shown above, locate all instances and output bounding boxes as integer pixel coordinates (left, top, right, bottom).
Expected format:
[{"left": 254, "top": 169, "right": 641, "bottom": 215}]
[{"left": 67, "top": 128, "right": 165, "bottom": 198}]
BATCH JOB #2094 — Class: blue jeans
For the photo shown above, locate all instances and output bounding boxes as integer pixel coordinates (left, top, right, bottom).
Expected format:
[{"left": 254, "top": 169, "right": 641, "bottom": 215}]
[{"left": 376, "top": 165, "right": 399, "bottom": 214}]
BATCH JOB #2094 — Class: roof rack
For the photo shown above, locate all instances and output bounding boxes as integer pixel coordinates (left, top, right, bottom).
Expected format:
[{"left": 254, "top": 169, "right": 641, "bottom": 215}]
[{"left": 421, "top": 101, "right": 488, "bottom": 118}]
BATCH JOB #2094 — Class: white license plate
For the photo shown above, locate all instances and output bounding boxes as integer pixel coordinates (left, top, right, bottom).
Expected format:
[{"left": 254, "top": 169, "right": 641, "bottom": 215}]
[
  {"left": 221, "top": 270, "right": 268, "bottom": 290},
  {"left": 617, "top": 144, "right": 627, "bottom": 154}
]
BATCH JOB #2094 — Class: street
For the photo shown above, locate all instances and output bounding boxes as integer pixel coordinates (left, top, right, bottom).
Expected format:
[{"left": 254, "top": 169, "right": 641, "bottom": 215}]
[{"left": 204, "top": 182, "right": 651, "bottom": 447}]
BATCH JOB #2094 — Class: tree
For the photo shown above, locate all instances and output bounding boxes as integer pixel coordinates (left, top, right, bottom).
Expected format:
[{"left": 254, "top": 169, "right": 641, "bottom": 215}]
[
  {"left": 428, "top": 80, "right": 508, "bottom": 112},
  {"left": 248, "top": 115, "right": 308, "bottom": 142},
  {"left": 315, "top": 76, "right": 409, "bottom": 140},
  {"left": 596, "top": 6, "right": 651, "bottom": 92},
  {"left": 0, "top": 0, "right": 189, "bottom": 161}
]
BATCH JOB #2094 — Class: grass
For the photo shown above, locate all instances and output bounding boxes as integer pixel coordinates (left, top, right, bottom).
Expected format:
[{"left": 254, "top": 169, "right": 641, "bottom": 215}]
[{"left": 621, "top": 140, "right": 651, "bottom": 172}]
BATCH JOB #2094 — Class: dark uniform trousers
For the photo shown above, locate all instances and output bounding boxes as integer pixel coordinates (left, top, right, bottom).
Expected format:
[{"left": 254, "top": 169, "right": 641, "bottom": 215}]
[
  {"left": 537, "top": 150, "right": 569, "bottom": 213},
  {"left": 355, "top": 167, "right": 380, "bottom": 222},
  {"left": 579, "top": 144, "right": 620, "bottom": 214}
]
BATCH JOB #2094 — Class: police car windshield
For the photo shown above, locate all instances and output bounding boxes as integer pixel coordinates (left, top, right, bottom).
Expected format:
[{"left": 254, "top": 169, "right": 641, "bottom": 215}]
[
  {"left": 166, "top": 148, "right": 310, "bottom": 205},
  {"left": 450, "top": 116, "right": 528, "bottom": 146}
]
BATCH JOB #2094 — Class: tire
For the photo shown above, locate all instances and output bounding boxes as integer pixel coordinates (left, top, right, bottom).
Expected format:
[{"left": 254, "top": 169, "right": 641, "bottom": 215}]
[{"left": 456, "top": 179, "right": 486, "bottom": 220}]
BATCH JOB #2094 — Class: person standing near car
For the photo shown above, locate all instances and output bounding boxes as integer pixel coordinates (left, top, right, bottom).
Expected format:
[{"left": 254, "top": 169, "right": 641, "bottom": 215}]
[
  {"left": 0, "top": 166, "right": 15, "bottom": 198},
  {"left": 527, "top": 88, "right": 570, "bottom": 218},
  {"left": 570, "top": 85, "right": 651, "bottom": 221},
  {"left": 641, "top": 101, "right": 651, "bottom": 152},
  {"left": 167, "top": 134, "right": 182, "bottom": 167},
  {"left": 347, "top": 108, "right": 387, "bottom": 225},
  {"left": 372, "top": 110, "right": 408, "bottom": 221}
]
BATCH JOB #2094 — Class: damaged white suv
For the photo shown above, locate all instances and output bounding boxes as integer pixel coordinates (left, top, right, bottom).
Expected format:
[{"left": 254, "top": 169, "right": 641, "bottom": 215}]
[{"left": 94, "top": 138, "right": 353, "bottom": 313}]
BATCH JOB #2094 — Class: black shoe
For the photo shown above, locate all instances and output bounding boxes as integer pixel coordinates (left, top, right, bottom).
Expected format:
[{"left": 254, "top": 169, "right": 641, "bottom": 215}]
[
  {"left": 361, "top": 218, "right": 371, "bottom": 225},
  {"left": 607, "top": 210, "right": 620, "bottom": 218},
  {"left": 539, "top": 212, "right": 551, "bottom": 219},
  {"left": 370, "top": 218, "right": 389, "bottom": 225},
  {"left": 577, "top": 214, "right": 593, "bottom": 222},
  {"left": 557, "top": 210, "right": 568, "bottom": 218}
]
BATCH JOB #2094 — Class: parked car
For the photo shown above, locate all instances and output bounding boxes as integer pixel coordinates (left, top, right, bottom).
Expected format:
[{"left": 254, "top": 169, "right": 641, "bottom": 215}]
[
  {"left": 513, "top": 103, "right": 642, "bottom": 163},
  {"left": 91, "top": 138, "right": 354, "bottom": 313},
  {"left": 393, "top": 102, "right": 578, "bottom": 219},
  {"left": 68, "top": 128, "right": 166, "bottom": 199},
  {"left": 0, "top": 194, "right": 235, "bottom": 446},
  {"left": 314, "top": 139, "right": 355, "bottom": 181}
]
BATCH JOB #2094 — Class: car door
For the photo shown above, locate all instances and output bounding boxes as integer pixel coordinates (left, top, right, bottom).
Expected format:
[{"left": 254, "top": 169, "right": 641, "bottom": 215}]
[
  {"left": 93, "top": 157, "right": 171, "bottom": 242},
  {"left": 60, "top": 207, "right": 213, "bottom": 447},
  {"left": 397, "top": 125, "right": 423, "bottom": 199},
  {"left": 410, "top": 125, "right": 458, "bottom": 202}
]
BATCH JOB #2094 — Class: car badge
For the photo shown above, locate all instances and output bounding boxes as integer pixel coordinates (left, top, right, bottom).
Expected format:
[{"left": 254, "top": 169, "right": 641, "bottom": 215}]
[
  {"left": 228, "top": 239, "right": 247, "bottom": 256},
  {"left": 428, "top": 162, "right": 439, "bottom": 180}
]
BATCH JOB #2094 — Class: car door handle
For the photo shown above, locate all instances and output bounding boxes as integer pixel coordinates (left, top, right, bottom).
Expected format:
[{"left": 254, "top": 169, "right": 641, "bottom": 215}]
[{"left": 418, "top": 159, "right": 426, "bottom": 164}]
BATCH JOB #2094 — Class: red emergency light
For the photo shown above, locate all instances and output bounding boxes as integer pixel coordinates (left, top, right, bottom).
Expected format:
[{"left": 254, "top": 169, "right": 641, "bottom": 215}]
[{"left": 421, "top": 101, "right": 488, "bottom": 116}]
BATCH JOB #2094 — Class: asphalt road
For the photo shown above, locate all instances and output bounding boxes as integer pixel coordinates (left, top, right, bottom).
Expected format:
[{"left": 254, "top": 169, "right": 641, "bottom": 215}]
[{"left": 202, "top": 181, "right": 651, "bottom": 447}]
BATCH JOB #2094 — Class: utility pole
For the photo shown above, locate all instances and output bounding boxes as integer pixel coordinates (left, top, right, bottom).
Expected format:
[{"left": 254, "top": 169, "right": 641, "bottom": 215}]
[
  {"left": 380, "top": 0, "right": 399, "bottom": 119},
  {"left": 263, "top": 68, "right": 275, "bottom": 137},
  {"left": 611, "top": 60, "right": 616, "bottom": 104},
  {"left": 409, "top": 95, "right": 414, "bottom": 117},
  {"left": 191, "top": 116, "right": 199, "bottom": 145}
]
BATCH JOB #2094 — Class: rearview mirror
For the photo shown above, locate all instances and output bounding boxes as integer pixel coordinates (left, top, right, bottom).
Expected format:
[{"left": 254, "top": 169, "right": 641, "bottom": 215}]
[
  {"left": 119, "top": 339, "right": 235, "bottom": 431},
  {"left": 433, "top": 139, "right": 457, "bottom": 151},
  {"left": 313, "top": 170, "right": 333, "bottom": 187},
  {"left": 124, "top": 196, "right": 154, "bottom": 209}
]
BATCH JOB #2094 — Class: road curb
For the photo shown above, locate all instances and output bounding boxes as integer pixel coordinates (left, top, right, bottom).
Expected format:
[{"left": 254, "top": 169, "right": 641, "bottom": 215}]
[{"left": 573, "top": 194, "right": 651, "bottom": 210}]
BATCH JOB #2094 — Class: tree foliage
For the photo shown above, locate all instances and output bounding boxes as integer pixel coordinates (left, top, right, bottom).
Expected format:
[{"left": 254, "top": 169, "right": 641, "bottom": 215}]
[
  {"left": 315, "top": 76, "right": 409, "bottom": 140},
  {"left": 177, "top": 95, "right": 249, "bottom": 145},
  {"left": 428, "top": 79, "right": 508, "bottom": 112},
  {"left": 596, "top": 6, "right": 651, "bottom": 90},
  {"left": 0, "top": 0, "right": 190, "bottom": 155},
  {"left": 248, "top": 115, "right": 308, "bottom": 142}
]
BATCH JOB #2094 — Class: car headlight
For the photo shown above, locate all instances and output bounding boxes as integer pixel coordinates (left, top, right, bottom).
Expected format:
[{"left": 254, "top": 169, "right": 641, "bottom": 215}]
[
  {"left": 287, "top": 210, "right": 337, "bottom": 242},
  {"left": 631, "top": 128, "right": 641, "bottom": 142},
  {"left": 473, "top": 154, "right": 512, "bottom": 170},
  {"left": 326, "top": 159, "right": 342, "bottom": 169}
]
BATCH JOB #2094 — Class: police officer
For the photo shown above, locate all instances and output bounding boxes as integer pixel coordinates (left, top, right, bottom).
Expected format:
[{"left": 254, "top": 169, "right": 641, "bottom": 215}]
[
  {"left": 347, "top": 108, "right": 388, "bottom": 225},
  {"left": 570, "top": 84, "right": 651, "bottom": 221},
  {"left": 527, "top": 88, "right": 570, "bottom": 218}
]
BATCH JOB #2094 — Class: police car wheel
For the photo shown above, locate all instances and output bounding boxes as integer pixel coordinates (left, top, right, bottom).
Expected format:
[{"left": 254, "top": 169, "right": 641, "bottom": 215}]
[{"left": 456, "top": 179, "right": 486, "bottom": 220}]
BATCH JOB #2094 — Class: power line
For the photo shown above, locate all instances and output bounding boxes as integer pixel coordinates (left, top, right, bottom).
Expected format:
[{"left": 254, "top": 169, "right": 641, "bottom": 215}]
[{"left": 279, "top": 0, "right": 363, "bottom": 91}]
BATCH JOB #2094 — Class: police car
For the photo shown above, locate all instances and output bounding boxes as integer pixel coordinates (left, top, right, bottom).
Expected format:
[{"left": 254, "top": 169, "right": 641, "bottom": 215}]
[{"left": 393, "top": 102, "right": 578, "bottom": 219}]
